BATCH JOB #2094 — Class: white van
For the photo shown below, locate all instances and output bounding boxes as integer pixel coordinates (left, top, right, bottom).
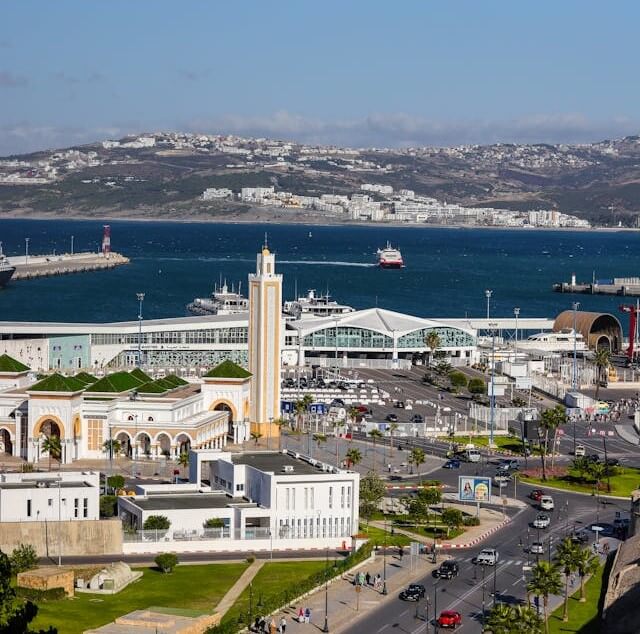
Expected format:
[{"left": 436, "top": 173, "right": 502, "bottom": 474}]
[
  {"left": 540, "top": 496, "right": 555, "bottom": 511},
  {"left": 466, "top": 449, "right": 481, "bottom": 463},
  {"left": 575, "top": 445, "right": 586, "bottom": 458}
]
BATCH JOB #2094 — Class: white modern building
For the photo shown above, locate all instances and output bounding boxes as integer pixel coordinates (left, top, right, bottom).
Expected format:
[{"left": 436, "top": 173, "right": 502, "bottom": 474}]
[{"left": 0, "top": 471, "right": 100, "bottom": 522}]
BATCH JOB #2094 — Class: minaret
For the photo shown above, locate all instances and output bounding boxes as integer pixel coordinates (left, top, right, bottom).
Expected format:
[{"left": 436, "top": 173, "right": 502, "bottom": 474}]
[{"left": 248, "top": 238, "right": 282, "bottom": 439}]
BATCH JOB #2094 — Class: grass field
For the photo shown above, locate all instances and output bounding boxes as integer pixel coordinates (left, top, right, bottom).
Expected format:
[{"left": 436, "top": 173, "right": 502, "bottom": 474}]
[
  {"left": 444, "top": 435, "right": 532, "bottom": 454},
  {"left": 520, "top": 466, "right": 640, "bottom": 497},
  {"left": 222, "top": 561, "right": 328, "bottom": 627},
  {"left": 31, "top": 562, "right": 248, "bottom": 634},
  {"left": 548, "top": 564, "right": 604, "bottom": 634},
  {"left": 357, "top": 523, "right": 411, "bottom": 547}
]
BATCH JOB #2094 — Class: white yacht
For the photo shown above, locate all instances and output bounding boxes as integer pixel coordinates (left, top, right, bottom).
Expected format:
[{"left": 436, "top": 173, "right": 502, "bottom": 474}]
[
  {"left": 517, "top": 328, "right": 588, "bottom": 353},
  {"left": 186, "top": 281, "right": 249, "bottom": 316},
  {"left": 283, "top": 289, "right": 355, "bottom": 320}
]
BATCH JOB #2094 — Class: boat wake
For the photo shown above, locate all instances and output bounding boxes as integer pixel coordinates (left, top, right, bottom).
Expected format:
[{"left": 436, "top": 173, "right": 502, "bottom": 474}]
[{"left": 152, "top": 256, "right": 375, "bottom": 268}]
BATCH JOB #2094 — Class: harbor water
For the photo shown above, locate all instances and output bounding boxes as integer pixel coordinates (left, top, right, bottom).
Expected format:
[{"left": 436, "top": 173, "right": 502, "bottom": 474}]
[{"left": 0, "top": 218, "right": 638, "bottom": 325}]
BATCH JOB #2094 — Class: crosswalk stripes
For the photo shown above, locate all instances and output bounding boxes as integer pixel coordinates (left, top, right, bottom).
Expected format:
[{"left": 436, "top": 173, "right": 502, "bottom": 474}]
[{"left": 459, "top": 557, "right": 524, "bottom": 565}]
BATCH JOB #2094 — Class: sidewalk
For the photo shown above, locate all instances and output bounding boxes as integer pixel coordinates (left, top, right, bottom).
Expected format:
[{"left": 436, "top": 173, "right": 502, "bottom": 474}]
[
  {"left": 216, "top": 559, "right": 265, "bottom": 617},
  {"left": 275, "top": 551, "right": 436, "bottom": 634}
]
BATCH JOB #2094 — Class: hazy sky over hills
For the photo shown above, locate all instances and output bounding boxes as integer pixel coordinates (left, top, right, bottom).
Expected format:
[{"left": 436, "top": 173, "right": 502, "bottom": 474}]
[{"left": 1, "top": 1, "right": 639, "bottom": 154}]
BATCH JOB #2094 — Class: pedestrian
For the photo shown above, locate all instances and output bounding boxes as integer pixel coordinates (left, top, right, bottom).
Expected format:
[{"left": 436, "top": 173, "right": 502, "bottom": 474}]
[
  {"left": 269, "top": 618, "right": 277, "bottom": 634},
  {"left": 298, "top": 608, "right": 304, "bottom": 623},
  {"left": 365, "top": 571, "right": 371, "bottom": 586},
  {"left": 399, "top": 546, "right": 404, "bottom": 560},
  {"left": 304, "top": 607, "right": 311, "bottom": 624},
  {"left": 254, "top": 616, "right": 261, "bottom": 632},
  {"left": 280, "top": 616, "right": 287, "bottom": 634},
  {"left": 570, "top": 574, "right": 576, "bottom": 587}
]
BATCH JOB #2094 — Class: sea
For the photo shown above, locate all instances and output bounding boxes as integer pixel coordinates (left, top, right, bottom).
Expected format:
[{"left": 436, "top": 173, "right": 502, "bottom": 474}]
[{"left": 0, "top": 218, "right": 638, "bottom": 327}]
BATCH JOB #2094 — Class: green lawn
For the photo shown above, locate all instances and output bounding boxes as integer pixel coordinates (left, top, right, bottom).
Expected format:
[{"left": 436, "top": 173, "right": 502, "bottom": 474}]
[
  {"left": 444, "top": 435, "right": 531, "bottom": 454},
  {"left": 31, "top": 562, "right": 248, "bottom": 634},
  {"left": 520, "top": 466, "right": 640, "bottom": 497},
  {"left": 358, "top": 523, "right": 411, "bottom": 547},
  {"left": 222, "top": 561, "right": 328, "bottom": 627},
  {"left": 548, "top": 564, "right": 604, "bottom": 634}
]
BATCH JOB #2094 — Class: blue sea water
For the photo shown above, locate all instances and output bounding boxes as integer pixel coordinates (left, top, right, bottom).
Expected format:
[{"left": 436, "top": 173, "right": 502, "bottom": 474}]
[{"left": 0, "top": 218, "right": 638, "bottom": 325}]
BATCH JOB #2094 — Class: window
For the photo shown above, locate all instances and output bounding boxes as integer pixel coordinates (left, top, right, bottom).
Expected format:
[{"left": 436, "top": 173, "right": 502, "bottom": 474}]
[
  {"left": 48, "top": 498, "right": 53, "bottom": 507},
  {"left": 304, "top": 488, "right": 308, "bottom": 510},
  {"left": 236, "top": 484, "right": 244, "bottom": 492},
  {"left": 328, "top": 486, "right": 333, "bottom": 509},
  {"left": 286, "top": 488, "right": 290, "bottom": 511},
  {"left": 341, "top": 486, "right": 345, "bottom": 508},
  {"left": 347, "top": 486, "right": 351, "bottom": 508},
  {"left": 322, "top": 518, "right": 327, "bottom": 538},
  {"left": 340, "top": 517, "right": 345, "bottom": 537},
  {"left": 310, "top": 488, "right": 314, "bottom": 509},
  {"left": 303, "top": 518, "right": 307, "bottom": 538},
  {"left": 83, "top": 498, "right": 88, "bottom": 518},
  {"left": 88, "top": 419, "right": 102, "bottom": 451},
  {"left": 26, "top": 499, "right": 31, "bottom": 517},
  {"left": 291, "top": 488, "right": 295, "bottom": 511},
  {"left": 74, "top": 498, "right": 79, "bottom": 519}
]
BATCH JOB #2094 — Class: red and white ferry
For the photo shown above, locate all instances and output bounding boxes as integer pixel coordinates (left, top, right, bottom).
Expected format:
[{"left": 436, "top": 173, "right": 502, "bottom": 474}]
[{"left": 376, "top": 242, "right": 404, "bottom": 269}]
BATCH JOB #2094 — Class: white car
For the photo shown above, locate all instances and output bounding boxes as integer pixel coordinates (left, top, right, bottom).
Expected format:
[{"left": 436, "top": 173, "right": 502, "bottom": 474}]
[
  {"left": 539, "top": 496, "right": 555, "bottom": 511},
  {"left": 494, "top": 473, "right": 512, "bottom": 484},
  {"left": 476, "top": 548, "right": 499, "bottom": 566},
  {"left": 575, "top": 445, "right": 586, "bottom": 457},
  {"left": 533, "top": 514, "right": 551, "bottom": 529},
  {"left": 530, "top": 541, "right": 544, "bottom": 555}
]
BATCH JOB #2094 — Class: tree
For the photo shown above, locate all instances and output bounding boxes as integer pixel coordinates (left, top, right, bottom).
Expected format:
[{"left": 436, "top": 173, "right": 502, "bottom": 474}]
[
  {"left": 143, "top": 515, "right": 171, "bottom": 530},
  {"left": 106, "top": 474, "right": 125, "bottom": 494},
  {"left": 587, "top": 461, "right": 607, "bottom": 492},
  {"left": 250, "top": 431, "right": 263, "bottom": 445},
  {"left": 347, "top": 406, "right": 360, "bottom": 425},
  {"left": 409, "top": 447, "right": 426, "bottom": 476},
  {"left": 9, "top": 544, "right": 38, "bottom": 574},
  {"left": 424, "top": 331, "right": 441, "bottom": 366},
  {"left": 538, "top": 406, "right": 566, "bottom": 481},
  {"left": 571, "top": 457, "right": 590, "bottom": 483},
  {"left": 204, "top": 518, "right": 225, "bottom": 529},
  {"left": 313, "top": 433, "right": 327, "bottom": 449},
  {"left": 554, "top": 538, "right": 580, "bottom": 621},
  {"left": 0, "top": 549, "right": 41, "bottom": 632},
  {"left": 485, "top": 603, "right": 543, "bottom": 634},
  {"left": 468, "top": 377, "right": 486, "bottom": 396},
  {"left": 448, "top": 370, "right": 468, "bottom": 393},
  {"left": 403, "top": 487, "right": 441, "bottom": 528},
  {"left": 345, "top": 448, "right": 362, "bottom": 469},
  {"left": 154, "top": 553, "right": 178, "bottom": 573},
  {"left": 526, "top": 561, "right": 562, "bottom": 634},
  {"left": 388, "top": 422, "right": 399, "bottom": 451},
  {"left": 102, "top": 439, "right": 121, "bottom": 460},
  {"left": 368, "top": 429, "right": 384, "bottom": 472},
  {"left": 359, "top": 473, "right": 386, "bottom": 526},
  {"left": 100, "top": 495, "right": 118, "bottom": 518},
  {"left": 441, "top": 508, "right": 463, "bottom": 536},
  {"left": 484, "top": 603, "right": 513, "bottom": 634},
  {"left": 593, "top": 348, "right": 611, "bottom": 400},
  {"left": 575, "top": 547, "right": 599, "bottom": 602},
  {"left": 176, "top": 452, "right": 189, "bottom": 478},
  {"left": 41, "top": 435, "right": 61, "bottom": 472},
  {"left": 435, "top": 360, "right": 453, "bottom": 377}
]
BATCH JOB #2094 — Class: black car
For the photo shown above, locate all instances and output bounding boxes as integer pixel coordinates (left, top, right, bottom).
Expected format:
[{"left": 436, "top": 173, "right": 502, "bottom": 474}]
[
  {"left": 586, "top": 454, "right": 600, "bottom": 463},
  {"left": 606, "top": 458, "right": 620, "bottom": 467},
  {"left": 432, "top": 561, "right": 459, "bottom": 580},
  {"left": 570, "top": 531, "right": 589, "bottom": 545},
  {"left": 411, "top": 414, "right": 424, "bottom": 423},
  {"left": 399, "top": 584, "right": 426, "bottom": 601},
  {"left": 386, "top": 413, "right": 399, "bottom": 422}
]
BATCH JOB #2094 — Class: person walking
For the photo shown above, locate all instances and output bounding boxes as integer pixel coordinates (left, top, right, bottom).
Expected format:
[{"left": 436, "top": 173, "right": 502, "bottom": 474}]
[
  {"left": 297, "top": 608, "right": 304, "bottom": 623},
  {"left": 269, "top": 618, "right": 277, "bottom": 634},
  {"left": 279, "top": 616, "right": 287, "bottom": 634},
  {"left": 365, "top": 571, "right": 371, "bottom": 586},
  {"left": 304, "top": 607, "right": 311, "bottom": 624}
]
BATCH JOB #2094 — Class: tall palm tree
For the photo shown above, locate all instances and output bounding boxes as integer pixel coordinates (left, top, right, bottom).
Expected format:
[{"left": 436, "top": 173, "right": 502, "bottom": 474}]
[
  {"left": 424, "top": 331, "right": 441, "bottom": 367},
  {"left": 588, "top": 461, "right": 607, "bottom": 493},
  {"left": 575, "top": 547, "right": 599, "bottom": 603},
  {"left": 485, "top": 603, "right": 542, "bottom": 634},
  {"left": 485, "top": 601, "right": 513, "bottom": 633},
  {"left": 513, "top": 604, "right": 544, "bottom": 634},
  {"left": 347, "top": 406, "right": 360, "bottom": 425},
  {"left": 294, "top": 399, "right": 306, "bottom": 431},
  {"left": 368, "top": 429, "right": 383, "bottom": 473},
  {"left": 274, "top": 417, "right": 289, "bottom": 451},
  {"left": 301, "top": 394, "right": 314, "bottom": 431},
  {"left": 526, "top": 561, "right": 562, "bottom": 634},
  {"left": 41, "top": 435, "right": 61, "bottom": 472},
  {"left": 538, "top": 405, "right": 566, "bottom": 481},
  {"left": 410, "top": 447, "right": 426, "bottom": 477},
  {"left": 593, "top": 348, "right": 611, "bottom": 400},
  {"left": 554, "top": 538, "right": 580, "bottom": 621},
  {"left": 176, "top": 452, "right": 189, "bottom": 478},
  {"left": 388, "top": 422, "right": 399, "bottom": 452},
  {"left": 345, "top": 447, "right": 362, "bottom": 469}
]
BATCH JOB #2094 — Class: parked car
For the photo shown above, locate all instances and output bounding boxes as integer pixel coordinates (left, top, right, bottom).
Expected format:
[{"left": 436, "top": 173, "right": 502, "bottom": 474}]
[
  {"left": 411, "top": 414, "right": 424, "bottom": 424},
  {"left": 570, "top": 530, "right": 589, "bottom": 545},
  {"left": 606, "top": 458, "right": 621, "bottom": 467},
  {"left": 386, "top": 413, "right": 398, "bottom": 422},
  {"left": 443, "top": 459, "right": 461, "bottom": 470},
  {"left": 540, "top": 496, "right": 554, "bottom": 511},
  {"left": 395, "top": 401, "right": 406, "bottom": 409},
  {"left": 476, "top": 548, "right": 499, "bottom": 566},
  {"left": 533, "top": 514, "right": 551, "bottom": 529},
  {"left": 399, "top": 584, "right": 426, "bottom": 601},
  {"left": 529, "top": 489, "right": 545, "bottom": 502},
  {"left": 586, "top": 453, "right": 600, "bottom": 463},
  {"left": 530, "top": 541, "right": 544, "bottom": 555},
  {"left": 574, "top": 444, "right": 586, "bottom": 457},
  {"left": 432, "top": 560, "right": 459, "bottom": 580},
  {"left": 437, "top": 611, "right": 462, "bottom": 629},
  {"left": 498, "top": 458, "right": 520, "bottom": 470}
]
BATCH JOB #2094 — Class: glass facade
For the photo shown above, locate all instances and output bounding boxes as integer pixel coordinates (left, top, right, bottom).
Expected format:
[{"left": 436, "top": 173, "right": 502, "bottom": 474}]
[
  {"left": 91, "top": 327, "right": 248, "bottom": 346},
  {"left": 397, "top": 327, "right": 475, "bottom": 349},
  {"left": 303, "top": 326, "right": 393, "bottom": 349},
  {"left": 110, "top": 349, "right": 248, "bottom": 368}
]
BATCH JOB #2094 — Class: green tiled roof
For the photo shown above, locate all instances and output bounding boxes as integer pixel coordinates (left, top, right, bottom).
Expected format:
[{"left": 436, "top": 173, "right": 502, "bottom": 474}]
[
  {"left": 130, "top": 367, "right": 153, "bottom": 383},
  {"left": 136, "top": 374, "right": 189, "bottom": 394},
  {"left": 86, "top": 371, "right": 145, "bottom": 393},
  {"left": 162, "top": 374, "right": 188, "bottom": 387},
  {"left": 137, "top": 381, "right": 170, "bottom": 394},
  {"left": 204, "top": 359, "right": 251, "bottom": 379},
  {"left": 74, "top": 371, "right": 97, "bottom": 385},
  {"left": 0, "top": 354, "right": 30, "bottom": 373},
  {"left": 29, "top": 373, "right": 86, "bottom": 392}
]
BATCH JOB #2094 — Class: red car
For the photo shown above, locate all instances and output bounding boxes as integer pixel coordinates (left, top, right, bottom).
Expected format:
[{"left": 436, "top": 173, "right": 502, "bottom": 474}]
[
  {"left": 529, "top": 489, "right": 545, "bottom": 502},
  {"left": 437, "top": 610, "right": 462, "bottom": 629}
]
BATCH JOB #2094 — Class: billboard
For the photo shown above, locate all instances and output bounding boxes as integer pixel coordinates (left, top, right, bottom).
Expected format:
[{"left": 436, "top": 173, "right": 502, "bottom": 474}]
[{"left": 458, "top": 476, "right": 491, "bottom": 502}]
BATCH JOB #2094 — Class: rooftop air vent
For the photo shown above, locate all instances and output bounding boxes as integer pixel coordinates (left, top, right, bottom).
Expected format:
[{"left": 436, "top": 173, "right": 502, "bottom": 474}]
[{"left": 282, "top": 465, "right": 294, "bottom": 473}]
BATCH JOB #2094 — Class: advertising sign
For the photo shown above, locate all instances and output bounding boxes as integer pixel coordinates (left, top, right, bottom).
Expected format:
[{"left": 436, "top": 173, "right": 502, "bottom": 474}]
[{"left": 458, "top": 476, "right": 491, "bottom": 502}]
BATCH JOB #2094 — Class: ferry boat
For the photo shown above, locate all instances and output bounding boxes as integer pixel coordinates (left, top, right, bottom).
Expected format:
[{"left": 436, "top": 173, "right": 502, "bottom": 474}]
[
  {"left": 517, "top": 328, "right": 588, "bottom": 353},
  {"left": 0, "top": 243, "right": 15, "bottom": 288},
  {"left": 283, "top": 289, "right": 355, "bottom": 320},
  {"left": 376, "top": 242, "right": 404, "bottom": 269},
  {"left": 186, "top": 281, "right": 249, "bottom": 316}
]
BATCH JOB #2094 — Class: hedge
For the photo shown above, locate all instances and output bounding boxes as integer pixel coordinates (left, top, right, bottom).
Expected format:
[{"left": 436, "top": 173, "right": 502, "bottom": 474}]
[{"left": 16, "top": 586, "right": 66, "bottom": 602}]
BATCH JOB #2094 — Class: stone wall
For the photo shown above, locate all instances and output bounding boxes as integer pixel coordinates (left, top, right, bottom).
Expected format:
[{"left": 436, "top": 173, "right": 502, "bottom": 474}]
[
  {"left": 0, "top": 520, "right": 122, "bottom": 557},
  {"left": 17, "top": 568, "right": 75, "bottom": 597}
]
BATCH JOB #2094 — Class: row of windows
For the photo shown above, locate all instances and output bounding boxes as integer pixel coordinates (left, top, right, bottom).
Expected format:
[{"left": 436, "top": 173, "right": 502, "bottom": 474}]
[
  {"left": 26, "top": 497, "right": 89, "bottom": 518},
  {"left": 283, "top": 485, "right": 351, "bottom": 511},
  {"left": 92, "top": 327, "right": 248, "bottom": 346},
  {"left": 303, "top": 327, "right": 393, "bottom": 349},
  {"left": 397, "top": 327, "right": 476, "bottom": 348},
  {"left": 278, "top": 516, "right": 352, "bottom": 539}
]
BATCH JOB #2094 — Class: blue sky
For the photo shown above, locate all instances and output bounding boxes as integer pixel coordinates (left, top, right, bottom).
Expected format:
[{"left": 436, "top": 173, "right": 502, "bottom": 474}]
[{"left": 1, "top": 1, "right": 639, "bottom": 154}]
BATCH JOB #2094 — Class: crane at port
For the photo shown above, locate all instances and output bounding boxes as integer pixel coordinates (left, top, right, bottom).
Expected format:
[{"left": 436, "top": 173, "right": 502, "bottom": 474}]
[{"left": 619, "top": 303, "right": 640, "bottom": 362}]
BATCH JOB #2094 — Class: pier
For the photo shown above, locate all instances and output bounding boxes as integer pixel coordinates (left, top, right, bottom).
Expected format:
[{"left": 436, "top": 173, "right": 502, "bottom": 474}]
[
  {"left": 553, "top": 274, "right": 640, "bottom": 297},
  {"left": 12, "top": 251, "right": 130, "bottom": 281}
]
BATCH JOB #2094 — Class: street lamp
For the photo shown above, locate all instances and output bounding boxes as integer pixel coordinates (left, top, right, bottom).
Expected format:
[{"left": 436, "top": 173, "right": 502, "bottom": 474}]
[
  {"left": 57, "top": 476, "right": 62, "bottom": 566},
  {"left": 136, "top": 293, "right": 145, "bottom": 367},
  {"left": 71, "top": 235, "right": 74, "bottom": 255},
  {"left": 572, "top": 302, "right": 580, "bottom": 390},
  {"left": 485, "top": 289, "right": 493, "bottom": 320},
  {"left": 25, "top": 237, "right": 30, "bottom": 265},
  {"left": 382, "top": 518, "right": 388, "bottom": 595},
  {"left": 323, "top": 547, "right": 330, "bottom": 633},
  {"left": 489, "top": 322, "right": 498, "bottom": 447},
  {"left": 514, "top": 307, "right": 520, "bottom": 356}
]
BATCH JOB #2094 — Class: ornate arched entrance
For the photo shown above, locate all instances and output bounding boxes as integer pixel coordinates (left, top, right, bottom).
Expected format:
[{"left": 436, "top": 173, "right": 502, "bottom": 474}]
[
  {"left": 210, "top": 399, "right": 236, "bottom": 437},
  {"left": 175, "top": 433, "right": 192, "bottom": 455},
  {"left": 0, "top": 428, "right": 12, "bottom": 455}
]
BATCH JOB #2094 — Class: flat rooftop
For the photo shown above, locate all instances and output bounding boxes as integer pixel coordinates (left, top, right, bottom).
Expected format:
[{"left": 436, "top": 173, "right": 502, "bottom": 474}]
[
  {"left": 132, "top": 493, "right": 245, "bottom": 512},
  {"left": 231, "top": 452, "right": 327, "bottom": 476},
  {"left": 0, "top": 481, "right": 93, "bottom": 490}
]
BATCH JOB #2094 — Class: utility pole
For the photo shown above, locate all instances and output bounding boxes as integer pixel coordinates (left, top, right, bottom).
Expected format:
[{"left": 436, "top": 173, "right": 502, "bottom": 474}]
[
  {"left": 136, "top": 292, "right": 145, "bottom": 367},
  {"left": 485, "top": 289, "right": 492, "bottom": 320},
  {"left": 25, "top": 237, "right": 30, "bottom": 265},
  {"left": 514, "top": 307, "right": 520, "bottom": 356},
  {"left": 572, "top": 302, "right": 580, "bottom": 390},
  {"left": 489, "top": 322, "right": 498, "bottom": 447}
]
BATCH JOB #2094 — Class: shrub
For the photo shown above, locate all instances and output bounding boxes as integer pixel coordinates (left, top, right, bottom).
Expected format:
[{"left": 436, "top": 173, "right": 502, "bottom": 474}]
[
  {"left": 204, "top": 518, "right": 225, "bottom": 529},
  {"left": 100, "top": 495, "right": 118, "bottom": 518},
  {"left": 246, "top": 555, "right": 255, "bottom": 564},
  {"left": 143, "top": 515, "right": 171, "bottom": 530},
  {"left": 462, "top": 515, "right": 480, "bottom": 526},
  {"left": 106, "top": 474, "right": 125, "bottom": 493},
  {"left": 468, "top": 378, "right": 486, "bottom": 395},
  {"left": 10, "top": 544, "right": 38, "bottom": 574},
  {"left": 448, "top": 371, "right": 468, "bottom": 393},
  {"left": 16, "top": 586, "right": 66, "bottom": 601},
  {"left": 154, "top": 553, "right": 178, "bottom": 573}
]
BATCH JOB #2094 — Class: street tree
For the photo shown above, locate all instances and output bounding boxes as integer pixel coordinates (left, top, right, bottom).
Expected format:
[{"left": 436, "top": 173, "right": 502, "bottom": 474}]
[
  {"left": 448, "top": 370, "right": 468, "bottom": 393},
  {"left": 571, "top": 457, "right": 591, "bottom": 483},
  {"left": 368, "top": 429, "right": 384, "bottom": 473},
  {"left": 538, "top": 405, "right": 566, "bottom": 481},
  {"left": 41, "top": 434, "right": 61, "bottom": 472},
  {"left": 359, "top": 472, "right": 386, "bottom": 526},
  {"left": 404, "top": 487, "right": 441, "bottom": 528},
  {"left": 424, "top": 331, "right": 441, "bottom": 366},
  {"left": 106, "top": 474, "right": 125, "bottom": 494},
  {"left": 468, "top": 377, "right": 486, "bottom": 397},
  {"left": 176, "top": 452, "right": 189, "bottom": 477},
  {"left": 593, "top": 348, "right": 611, "bottom": 400},
  {"left": 274, "top": 417, "right": 289, "bottom": 450},
  {"left": 575, "top": 547, "right": 599, "bottom": 603},
  {"left": 410, "top": 447, "right": 426, "bottom": 476},
  {"left": 102, "top": 438, "right": 122, "bottom": 460},
  {"left": 250, "top": 431, "right": 263, "bottom": 445},
  {"left": 587, "top": 461, "right": 607, "bottom": 492},
  {"left": 388, "top": 422, "right": 399, "bottom": 451},
  {"left": 526, "top": 561, "right": 562, "bottom": 634},
  {"left": 441, "top": 508, "right": 463, "bottom": 536},
  {"left": 345, "top": 448, "right": 362, "bottom": 469},
  {"left": 485, "top": 603, "right": 543, "bottom": 634},
  {"left": 554, "top": 538, "right": 580, "bottom": 621}
]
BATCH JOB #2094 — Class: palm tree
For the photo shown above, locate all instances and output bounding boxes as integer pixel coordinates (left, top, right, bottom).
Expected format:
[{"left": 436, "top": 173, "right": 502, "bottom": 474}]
[
  {"left": 368, "top": 429, "right": 383, "bottom": 473},
  {"left": 313, "top": 433, "right": 327, "bottom": 449},
  {"left": 424, "top": 331, "right": 441, "bottom": 367},
  {"left": 538, "top": 405, "right": 566, "bottom": 481},
  {"left": 513, "top": 604, "right": 544, "bottom": 634},
  {"left": 301, "top": 394, "right": 314, "bottom": 430},
  {"left": 485, "top": 601, "right": 514, "bottom": 633},
  {"left": 294, "top": 399, "right": 306, "bottom": 431},
  {"left": 274, "top": 418, "right": 289, "bottom": 451},
  {"left": 347, "top": 406, "right": 360, "bottom": 425},
  {"left": 588, "top": 460, "right": 607, "bottom": 493},
  {"left": 526, "top": 561, "right": 562, "bottom": 634},
  {"left": 410, "top": 447, "right": 426, "bottom": 477},
  {"left": 388, "top": 422, "right": 399, "bottom": 452},
  {"left": 176, "top": 452, "right": 189, "bottom": 478},
  {"left": 575, "top": 547, "right": 599, "bottom": 603},
  {"left": 250, "top": 431, "right": 263, "bottom": 445},
  {"left": 345, "top": 447, "right": 362, "bottom": 469},
  {"left": 554, "top": 538, "right": 580, "bottom": 621},
  {"left": 485, "top": 603, "right": 542, "bottom": 634},
  {"left": 41, "top": 434, "right": 62, "bottom": 471},
  {"left": 593, "top": 348, "right": 611, "bottom": 400}
]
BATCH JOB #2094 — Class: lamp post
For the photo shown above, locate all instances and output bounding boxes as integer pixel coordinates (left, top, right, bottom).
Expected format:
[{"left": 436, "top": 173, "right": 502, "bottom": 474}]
[
  {"left": 481, "top": 564, "right": 486, "bottom": 627},
  {"left": 323, "top": 547, "right": 330, "bottom": 633},
  {"left": 136, "top": 293, "right": 145, "bottom": 367},
  {"left": 514, "top": 307, "right": 520, "bottom": 356},
  {"left": 71, "top": 235, "right": 74, "bottom": 255},
  {"left": 433, "top": 581, "right": 439, "bottom": 634},
  {"left": 485, "top": 289, "right": 493, "bottom": 320},
  {"left": 572, "top": 302, "right": 580, "bottom": 390},
  {"left": 57, "top": 475, "right": 62, "bottom": 566},
  {"left": 25, "top": 237, "right": 30, "bottom": 265},
  {"left": 382, "top": 518, "right": 388, "bottom": 595},
  {"left": 489, "top": 322, "right": 498, "bottom": 447}
]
